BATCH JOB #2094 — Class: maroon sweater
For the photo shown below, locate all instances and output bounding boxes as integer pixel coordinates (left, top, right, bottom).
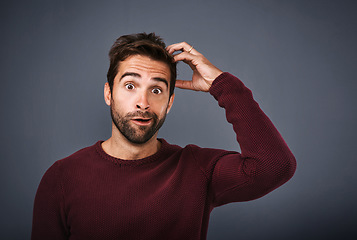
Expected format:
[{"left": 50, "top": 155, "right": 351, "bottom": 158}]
[{"left": 32, "top": 73, "right": 296, "bottom": 240}]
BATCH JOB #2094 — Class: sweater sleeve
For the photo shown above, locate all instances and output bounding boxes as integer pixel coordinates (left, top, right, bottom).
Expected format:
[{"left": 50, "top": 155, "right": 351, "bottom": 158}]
[
  {"left": 208, "top": 72, "right": 296, "bottom": 207},
  {"left": 32, "top": 161, "right": 69, "bottom": 240}
]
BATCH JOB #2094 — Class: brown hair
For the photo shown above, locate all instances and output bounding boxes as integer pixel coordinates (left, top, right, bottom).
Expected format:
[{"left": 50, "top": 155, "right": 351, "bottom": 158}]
[{"left": 107, "top": 33, "right": 177, "bottom": 96}]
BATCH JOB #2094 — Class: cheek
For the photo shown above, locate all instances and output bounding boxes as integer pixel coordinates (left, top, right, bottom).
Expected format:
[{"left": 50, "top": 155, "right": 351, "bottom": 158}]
[
  {"left": 111, "top": 95, "right": 128, "bottom": 112},
  {"left": 153, "top": 100, "right": 169, "bottom": 116}
]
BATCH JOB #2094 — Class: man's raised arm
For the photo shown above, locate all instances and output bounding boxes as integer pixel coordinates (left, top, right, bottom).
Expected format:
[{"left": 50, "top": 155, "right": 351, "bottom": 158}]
[{"left": 167, "top": 42, "right": 296, "bottom": 206}]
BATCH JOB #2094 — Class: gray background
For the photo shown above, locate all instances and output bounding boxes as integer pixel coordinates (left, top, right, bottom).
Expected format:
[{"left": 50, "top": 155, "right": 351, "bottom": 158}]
[{"left": 1, "top": 0, "right": 356, "bottom": 239}]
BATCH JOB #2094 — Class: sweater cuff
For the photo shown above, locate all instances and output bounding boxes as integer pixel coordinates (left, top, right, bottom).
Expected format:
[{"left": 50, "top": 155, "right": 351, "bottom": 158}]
[{"left": 209, "top": 72, "right": 249, "bottom": 101}]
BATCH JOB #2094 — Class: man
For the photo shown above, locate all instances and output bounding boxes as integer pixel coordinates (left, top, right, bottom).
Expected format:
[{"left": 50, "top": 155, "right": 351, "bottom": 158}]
[{"left": 32, "top": 33, "right": 296, "bottom": 240}]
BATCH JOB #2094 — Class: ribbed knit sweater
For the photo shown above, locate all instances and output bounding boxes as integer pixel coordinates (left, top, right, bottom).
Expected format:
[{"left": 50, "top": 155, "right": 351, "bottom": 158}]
[{"left": 32, "top": 73, "right": 296, "bottom": 240}]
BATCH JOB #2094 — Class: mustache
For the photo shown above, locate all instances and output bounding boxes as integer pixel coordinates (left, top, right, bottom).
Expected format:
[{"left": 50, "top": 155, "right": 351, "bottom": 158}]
[{"left": 125, "top": 111, "right": 158, "bottom": 119}]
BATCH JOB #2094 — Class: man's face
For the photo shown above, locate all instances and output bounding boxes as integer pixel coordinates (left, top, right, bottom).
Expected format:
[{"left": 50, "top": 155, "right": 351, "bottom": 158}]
[{"left": 105, "top": 55, "right": 174, "bottom": 144}]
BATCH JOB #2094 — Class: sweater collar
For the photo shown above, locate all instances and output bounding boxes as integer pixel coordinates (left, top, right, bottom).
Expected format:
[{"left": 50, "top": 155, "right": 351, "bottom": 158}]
[{"left": 94, "top": 138, "right": 173, "bottom": 166}]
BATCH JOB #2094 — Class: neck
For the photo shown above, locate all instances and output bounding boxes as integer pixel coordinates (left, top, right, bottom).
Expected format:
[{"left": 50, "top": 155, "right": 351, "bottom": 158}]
[{"left": 102, "top": 131, "right": 161, "bottom": 160}]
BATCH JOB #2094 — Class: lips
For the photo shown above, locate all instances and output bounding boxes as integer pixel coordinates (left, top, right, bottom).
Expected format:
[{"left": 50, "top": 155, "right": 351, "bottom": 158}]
[{"left": 131, "top": 118, "right": 153, "bottom": 126}]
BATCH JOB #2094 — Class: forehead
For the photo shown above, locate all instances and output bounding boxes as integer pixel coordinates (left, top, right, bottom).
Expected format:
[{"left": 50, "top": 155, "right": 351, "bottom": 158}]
[{"left": 118, "top": 55, "right": 171, "bottom": 79}]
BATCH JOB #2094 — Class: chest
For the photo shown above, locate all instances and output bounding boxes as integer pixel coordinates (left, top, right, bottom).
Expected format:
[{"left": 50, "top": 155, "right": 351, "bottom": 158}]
[{"left": 63, "top": 159, "right": 210, "bottom": 239}]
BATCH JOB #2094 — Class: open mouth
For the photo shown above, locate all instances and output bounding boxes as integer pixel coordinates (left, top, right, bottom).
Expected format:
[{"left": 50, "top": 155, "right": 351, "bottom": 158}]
[
  {"left": 135, "top": 119, "right": 150, "bottom": 122},
  {"left": 131, "top": 118, "right": 153, "bottom": 125}
]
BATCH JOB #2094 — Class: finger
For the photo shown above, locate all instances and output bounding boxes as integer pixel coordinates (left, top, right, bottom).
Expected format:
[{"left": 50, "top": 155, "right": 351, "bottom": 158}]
[
  {"left": 168, "top": 42, "right": 199, "bottom": 55},
  {"left": 173, "top": 51, "right": 197, "bottom": 64},
  {"left": 175, "top": 80, "right": 195, "bottom": 91},
  {"left": 173, "top": 52, "right": 198, "bottom": 70},
  {"left": 166, "top": 42, "right": 186, "bottom": 54},
  {"left": 166, "top": 42, "right": 200, "bottom": 55}
]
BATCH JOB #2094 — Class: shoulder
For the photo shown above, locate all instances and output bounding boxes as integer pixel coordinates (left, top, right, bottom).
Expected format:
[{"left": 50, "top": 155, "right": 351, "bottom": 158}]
[
  {"left": 162, "top": 138, "right": 235, "bottom": 160},
  {"left": 163, "top": 139, "right": 238, "bottom": 162},
  {"left": 182, "top": 143, "right": 239, "bottom": 177},
  {"left": 39, "top": 141, "right": 103, "bottom": 186},
  {"left": 58, "top": 141, "right": 99, "bottom": 163},
  {"left": 45, "top": 141, "right": 101, "bottom": 176},
  {"left": 185, "top": 144, "right": 239, "bottom": 164},
  {"left": 66, "top": 141, "right": 98, "bottom": 158},
  {"left": 185, "top": 144, "right": 231, "bottom": 157},
  {"left": 162, "top": 139, "right": 232, "bottom": 158}
]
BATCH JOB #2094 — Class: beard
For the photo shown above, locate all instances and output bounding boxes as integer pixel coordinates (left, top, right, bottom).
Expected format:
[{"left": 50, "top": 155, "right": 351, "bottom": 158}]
[{"left": 110, "top": 102, "right": 167, "bottom": 144}]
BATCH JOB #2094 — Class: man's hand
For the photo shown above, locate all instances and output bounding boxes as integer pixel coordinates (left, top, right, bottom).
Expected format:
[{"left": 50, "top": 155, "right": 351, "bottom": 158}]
[{"left": 166, "top": 42, "right": 223, "bottom": 92}]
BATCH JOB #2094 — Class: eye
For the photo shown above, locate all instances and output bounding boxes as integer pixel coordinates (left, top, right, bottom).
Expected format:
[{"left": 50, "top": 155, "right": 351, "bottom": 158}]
[
  {"left": 125, "top": 83, "right": 135, "bottom": 90},
  {"left": 152, "top": 88, "right": 162, "bottom": 94}
]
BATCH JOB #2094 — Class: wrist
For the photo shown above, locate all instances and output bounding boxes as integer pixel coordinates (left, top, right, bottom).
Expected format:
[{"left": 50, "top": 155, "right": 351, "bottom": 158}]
[
  {"left": 206, "top": 69, "right": 223, "bottom": 89},
  {"left": 209, "top": 67, "right": 223, "bottom": 81}
]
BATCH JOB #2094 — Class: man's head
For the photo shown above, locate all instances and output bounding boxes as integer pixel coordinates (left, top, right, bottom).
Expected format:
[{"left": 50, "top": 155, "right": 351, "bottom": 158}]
[
  {"left": 104, "top": 33, "right": 176, "bottom": 144},
  {"left": 107, "top": 32, "right": 176, "bottom": 97}
]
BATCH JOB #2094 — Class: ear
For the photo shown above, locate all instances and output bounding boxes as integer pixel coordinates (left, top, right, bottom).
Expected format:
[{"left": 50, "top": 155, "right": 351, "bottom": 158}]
[
  {"left": 166, "top": 93, "right": 175, "bottom": 114},
  {"left": 104, "top": 82, "right": 112, "bottom": 106}
]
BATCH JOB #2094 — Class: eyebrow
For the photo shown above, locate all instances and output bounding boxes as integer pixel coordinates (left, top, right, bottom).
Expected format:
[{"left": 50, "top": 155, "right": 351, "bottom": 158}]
[{"left": 120, "top": 72, "right": 168, "bottom": 88}]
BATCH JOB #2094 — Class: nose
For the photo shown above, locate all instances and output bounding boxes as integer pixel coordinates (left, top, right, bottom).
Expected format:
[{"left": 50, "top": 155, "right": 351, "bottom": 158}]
[{"left": 136, "top": 92, "right": 150, "bottom": 110}]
